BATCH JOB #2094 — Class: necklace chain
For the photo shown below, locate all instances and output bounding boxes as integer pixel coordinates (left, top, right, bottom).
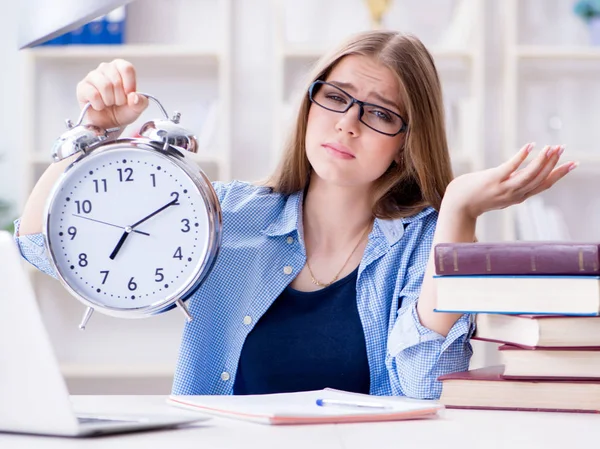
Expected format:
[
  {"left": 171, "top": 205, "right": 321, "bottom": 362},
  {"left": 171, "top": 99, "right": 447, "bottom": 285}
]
[{"left": 306, "top": 224, "right": 371, "bottom": 288}]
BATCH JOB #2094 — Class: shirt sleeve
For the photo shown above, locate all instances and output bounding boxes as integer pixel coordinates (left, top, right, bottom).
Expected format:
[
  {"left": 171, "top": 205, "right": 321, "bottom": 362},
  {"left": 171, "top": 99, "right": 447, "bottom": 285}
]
[
  {"left": 12, "top": 218, "right": 58, "bottom": 279},
  {"left": 384, "top": 212, "right": 476, "bottom": 400}
]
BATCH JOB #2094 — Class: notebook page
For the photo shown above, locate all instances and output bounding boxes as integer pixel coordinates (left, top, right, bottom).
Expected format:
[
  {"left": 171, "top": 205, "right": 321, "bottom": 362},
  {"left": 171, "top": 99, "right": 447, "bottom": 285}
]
[{"left": 168, "top": 388, "right": 443, "bottom": 419}]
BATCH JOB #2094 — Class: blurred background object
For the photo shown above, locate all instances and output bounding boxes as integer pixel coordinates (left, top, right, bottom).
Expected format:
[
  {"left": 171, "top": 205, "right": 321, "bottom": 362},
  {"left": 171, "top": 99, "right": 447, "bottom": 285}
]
[
  {"left": 18, "top": 0, "right": 134, "bottom": 48},
  {"left": 364, "top": 0, "right": 393, "bottom": 29}
]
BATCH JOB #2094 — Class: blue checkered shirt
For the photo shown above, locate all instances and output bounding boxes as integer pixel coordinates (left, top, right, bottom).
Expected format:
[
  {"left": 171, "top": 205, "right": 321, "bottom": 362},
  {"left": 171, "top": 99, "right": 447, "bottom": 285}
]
[{"left": 14, "top": 180, "right": 474, "bottom": 399}]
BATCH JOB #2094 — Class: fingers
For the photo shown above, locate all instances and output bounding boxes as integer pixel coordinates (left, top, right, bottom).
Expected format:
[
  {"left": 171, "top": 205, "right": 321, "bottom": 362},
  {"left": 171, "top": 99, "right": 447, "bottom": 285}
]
[
  {"left": 506, "top": 145, "right": 562, "bottom": 192},
  {"left": 113, "top": 59, "right": 137, "bottom": 94},
  {"left": 76, "top": 80, "right": 105, "bottom": 111},
  {"left": 98, "top": 62, "right": 126, "bottom": 106},
  {"left": 496, "top": 142, "right": 535, "bottom": 179},
  {"left": 126, "top": 91, "right": 149, "bottom": 114},
  {"left": 85, "top": 70, "right": 115, "bottom": 108},
  {"left": 520, "top": 145, "right": 564, "bottom": 191},
  {"left": 76, "top": 59, "right": 136, "bottom": 111},
  {"left": 526, "top": 161, "right": 578, "bottom": 198}
]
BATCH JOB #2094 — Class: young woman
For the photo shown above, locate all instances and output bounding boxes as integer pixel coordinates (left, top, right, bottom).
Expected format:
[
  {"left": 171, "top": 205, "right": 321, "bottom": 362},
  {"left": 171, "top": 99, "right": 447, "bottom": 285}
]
[{"left": 15, "top": 31, "right": 575, "bottom": 399}]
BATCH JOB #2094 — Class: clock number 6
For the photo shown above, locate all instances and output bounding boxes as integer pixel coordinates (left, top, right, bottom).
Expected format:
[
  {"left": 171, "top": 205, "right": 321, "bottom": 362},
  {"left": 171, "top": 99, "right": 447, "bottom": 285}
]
[{"left": 128, "top": 277, "right": 137, "bottom": 291}]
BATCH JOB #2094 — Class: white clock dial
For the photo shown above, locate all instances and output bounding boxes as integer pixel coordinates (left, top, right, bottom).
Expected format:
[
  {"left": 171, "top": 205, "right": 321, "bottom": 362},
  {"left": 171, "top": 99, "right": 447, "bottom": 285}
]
[{"left": 46, "top": 147, "right": 212, "bottom": 310}]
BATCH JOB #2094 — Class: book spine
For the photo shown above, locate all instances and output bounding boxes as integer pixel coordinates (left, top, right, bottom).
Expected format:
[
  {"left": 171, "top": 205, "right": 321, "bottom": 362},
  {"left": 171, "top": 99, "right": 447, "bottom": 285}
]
[{"left": 434, "top": 244, "right": 600, "bottom": 275}]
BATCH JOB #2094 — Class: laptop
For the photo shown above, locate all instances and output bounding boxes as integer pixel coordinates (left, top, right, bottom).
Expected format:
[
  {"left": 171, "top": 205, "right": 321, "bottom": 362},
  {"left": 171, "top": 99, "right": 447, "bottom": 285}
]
[{"left": 0, "top": 230, "right": 208, "bottom": 436}]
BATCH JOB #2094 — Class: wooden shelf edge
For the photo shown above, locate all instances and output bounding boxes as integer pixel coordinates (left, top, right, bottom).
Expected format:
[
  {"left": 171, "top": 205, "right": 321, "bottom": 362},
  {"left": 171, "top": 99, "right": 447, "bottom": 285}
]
[
  {"left": 60, "top": 363, "right": 175, "bottom": 378},
  {"left": 516, "top": 45, "right": 600, "bottom": 60},
  {"left": 26, "top": 44, "right": 221, "bottom": 60}
]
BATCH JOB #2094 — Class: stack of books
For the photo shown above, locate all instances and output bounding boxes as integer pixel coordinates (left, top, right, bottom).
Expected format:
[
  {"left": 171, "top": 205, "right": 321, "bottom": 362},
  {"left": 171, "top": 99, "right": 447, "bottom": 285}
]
[{"left": 432, "top": 241, "right": 600, "bottom": 413}]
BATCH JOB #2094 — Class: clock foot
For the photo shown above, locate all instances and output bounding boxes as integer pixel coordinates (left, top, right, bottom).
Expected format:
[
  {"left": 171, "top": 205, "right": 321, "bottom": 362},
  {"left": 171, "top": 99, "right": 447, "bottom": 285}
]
[
  {"left": 176, "top": 299, "right": 193, "bottom": 322},
  {"left": 78, "top": 307, "right": 94, "bottom": 330}
]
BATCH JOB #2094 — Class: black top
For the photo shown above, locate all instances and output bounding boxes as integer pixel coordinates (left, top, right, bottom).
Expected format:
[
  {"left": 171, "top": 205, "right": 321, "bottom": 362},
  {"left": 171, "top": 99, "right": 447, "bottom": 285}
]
[{"left": 233, "top": 266, "right": 371, "bottom": 395}]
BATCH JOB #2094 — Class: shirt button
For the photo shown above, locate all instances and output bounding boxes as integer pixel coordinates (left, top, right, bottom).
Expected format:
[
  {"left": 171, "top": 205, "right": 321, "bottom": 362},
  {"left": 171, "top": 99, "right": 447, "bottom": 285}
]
[
  {"left": 243, "top": 315, "right": 252, "bottom": 325},
  {"left": 286, "top": 236, "right": 294, "bottom": 244},
  {"left": 283, "top": 266, "right": 293, "bottom": 275},
  {"left": 221, "top": 372, "right": 230, "bottom": 381}
]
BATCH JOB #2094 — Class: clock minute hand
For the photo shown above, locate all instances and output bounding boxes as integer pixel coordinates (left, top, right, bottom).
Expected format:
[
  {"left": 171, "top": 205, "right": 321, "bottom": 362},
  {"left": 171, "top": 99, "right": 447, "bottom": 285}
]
[
  {"left": 73, "top": 214, "right": 150, "bottom": 236},
  {"left": 130, "top": 198, "right": 179, "bottom": 229}
]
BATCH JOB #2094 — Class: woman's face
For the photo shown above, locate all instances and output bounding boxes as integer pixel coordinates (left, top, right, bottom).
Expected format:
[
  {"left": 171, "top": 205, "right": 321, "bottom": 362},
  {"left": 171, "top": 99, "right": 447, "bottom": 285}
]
[{"left": 305, "top": 55, "right": 406, "bottom": 189}]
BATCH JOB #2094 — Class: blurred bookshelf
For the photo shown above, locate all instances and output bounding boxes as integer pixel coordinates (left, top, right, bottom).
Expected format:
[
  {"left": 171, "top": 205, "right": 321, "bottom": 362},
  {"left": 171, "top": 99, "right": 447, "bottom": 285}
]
[{"left": 502, "top": 0, "right": 600, "bottom": 242}]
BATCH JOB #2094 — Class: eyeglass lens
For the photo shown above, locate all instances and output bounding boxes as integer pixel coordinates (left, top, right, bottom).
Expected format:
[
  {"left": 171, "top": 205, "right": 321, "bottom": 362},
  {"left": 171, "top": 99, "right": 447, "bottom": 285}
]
[{"left": 311, "top": 82, "right": 405, "bottom": 135}]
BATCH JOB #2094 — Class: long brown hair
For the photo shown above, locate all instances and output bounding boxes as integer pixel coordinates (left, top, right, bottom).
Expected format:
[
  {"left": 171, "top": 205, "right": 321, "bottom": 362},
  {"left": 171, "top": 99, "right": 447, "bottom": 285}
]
[{"left": 265, "top": 30, "right": 454, "bottom": 219}]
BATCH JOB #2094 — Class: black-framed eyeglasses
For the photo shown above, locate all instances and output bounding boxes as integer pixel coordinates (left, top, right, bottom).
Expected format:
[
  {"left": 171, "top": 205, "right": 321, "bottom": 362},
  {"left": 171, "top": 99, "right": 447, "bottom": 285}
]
[{"left": 308, "top": 80, "right": 408, "bottom": 136}]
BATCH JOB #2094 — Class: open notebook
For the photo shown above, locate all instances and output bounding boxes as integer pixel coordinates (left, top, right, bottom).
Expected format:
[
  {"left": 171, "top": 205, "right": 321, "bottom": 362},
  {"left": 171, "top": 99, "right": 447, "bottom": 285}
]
[{"left": 167, "top": 388, "right": 444, "bottom": 425}]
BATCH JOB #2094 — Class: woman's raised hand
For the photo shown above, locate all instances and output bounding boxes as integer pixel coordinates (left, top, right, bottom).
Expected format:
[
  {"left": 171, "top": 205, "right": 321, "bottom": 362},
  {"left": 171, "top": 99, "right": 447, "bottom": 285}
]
[
  {"left": 76, "top": 59, "right": 149, "bottom": 130},
  {"left": 443, "top": 143, "right": 577, "bottom": 219}
]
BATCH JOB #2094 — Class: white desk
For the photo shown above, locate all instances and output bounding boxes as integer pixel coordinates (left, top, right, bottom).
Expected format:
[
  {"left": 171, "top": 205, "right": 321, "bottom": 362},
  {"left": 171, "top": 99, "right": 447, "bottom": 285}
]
[{"left": 0, "top": 395, "right": 597, "bottom": 448}]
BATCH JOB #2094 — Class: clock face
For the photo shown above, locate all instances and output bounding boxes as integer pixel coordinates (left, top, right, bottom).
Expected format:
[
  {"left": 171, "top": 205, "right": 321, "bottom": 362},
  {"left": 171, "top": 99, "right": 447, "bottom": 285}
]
[{"left": 46, "top": 146, "right": 215, "bottom": 311}]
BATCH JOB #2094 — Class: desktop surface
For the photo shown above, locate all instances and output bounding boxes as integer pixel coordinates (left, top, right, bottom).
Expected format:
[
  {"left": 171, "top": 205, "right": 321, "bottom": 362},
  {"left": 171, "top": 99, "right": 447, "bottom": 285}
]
[{"left": 0, "top": 395, "right": 597, "bottom": 448}]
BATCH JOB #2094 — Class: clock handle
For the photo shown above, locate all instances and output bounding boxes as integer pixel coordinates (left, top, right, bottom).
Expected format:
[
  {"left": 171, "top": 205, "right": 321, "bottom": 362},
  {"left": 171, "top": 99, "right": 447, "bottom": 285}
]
[
  {"left": 78, "top": 307, "right": 94, "bottom": 331},
  {"left": 176, "top": 300, "right": 193, "bottom": 322},
  {"left": 68, "top": 92, "right": 172, "bottom": 130}
]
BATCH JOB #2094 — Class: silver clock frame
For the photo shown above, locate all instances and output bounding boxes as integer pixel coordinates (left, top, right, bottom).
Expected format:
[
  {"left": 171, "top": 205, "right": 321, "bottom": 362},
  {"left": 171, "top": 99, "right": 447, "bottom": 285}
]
[{"left": 42, "top": 96, "right": 222, "bottom": 329}]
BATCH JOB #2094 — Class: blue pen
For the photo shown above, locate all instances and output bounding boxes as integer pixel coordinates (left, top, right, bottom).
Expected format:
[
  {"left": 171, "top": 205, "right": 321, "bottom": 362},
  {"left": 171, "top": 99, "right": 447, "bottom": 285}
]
[{"left": 316, "top": 398, "right": 393, "bottom": 410}]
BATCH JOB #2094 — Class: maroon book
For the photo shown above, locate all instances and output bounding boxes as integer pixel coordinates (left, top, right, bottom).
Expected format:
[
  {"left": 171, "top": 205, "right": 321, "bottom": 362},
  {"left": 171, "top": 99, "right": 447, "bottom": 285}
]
[
  {"left": 434, "top": 242, "right": 600, "bottom": 276},
  {"left": 438, "top": 366, "right": 600, "bottom": 413}
]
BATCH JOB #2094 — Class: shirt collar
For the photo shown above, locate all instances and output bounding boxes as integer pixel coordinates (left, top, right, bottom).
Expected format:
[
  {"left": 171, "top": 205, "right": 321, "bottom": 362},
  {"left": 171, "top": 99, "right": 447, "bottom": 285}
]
[
  {"left": 373, "top": 206, "right": 436, "bottom": 246},
  {"left": 261, "top": 190, "right": 436, "bottom": 246},
  {"left": 261, "top": 191, "right": 303, "bottom": 238}
]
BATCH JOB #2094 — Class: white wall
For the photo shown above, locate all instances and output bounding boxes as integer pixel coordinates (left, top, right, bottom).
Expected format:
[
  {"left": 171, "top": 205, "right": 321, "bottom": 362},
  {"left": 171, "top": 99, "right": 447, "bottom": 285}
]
[{"left": 0, "top": 2, "right": 24, "bottom": 220}]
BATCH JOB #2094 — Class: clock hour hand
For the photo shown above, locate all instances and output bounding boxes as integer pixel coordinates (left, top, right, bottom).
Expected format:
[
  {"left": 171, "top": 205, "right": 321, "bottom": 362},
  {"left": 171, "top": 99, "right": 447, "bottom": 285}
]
[
  {"left": 73, "top": 214, "right": 150, "bottom": 236},
  {"left": 109, "top": 227, "right": 132, "bottom": 260}
]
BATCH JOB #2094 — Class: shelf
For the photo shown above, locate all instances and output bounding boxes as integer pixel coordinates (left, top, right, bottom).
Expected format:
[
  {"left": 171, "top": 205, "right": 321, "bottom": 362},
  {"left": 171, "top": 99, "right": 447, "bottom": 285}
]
[
  {"left": 29, "top": 152, "right": 223, "bottom": 166},
  {"left": 60, "top": 363, "right": 175, "bottom": 378},
  {"left": 26, "top": 44, "right": 221, "bottom": 61},
  {"left": 281, "top": 44, "right": 474, "bottom": 60},
  {"left": 516, "top": 46, "right": 600, "bottom": 60}
]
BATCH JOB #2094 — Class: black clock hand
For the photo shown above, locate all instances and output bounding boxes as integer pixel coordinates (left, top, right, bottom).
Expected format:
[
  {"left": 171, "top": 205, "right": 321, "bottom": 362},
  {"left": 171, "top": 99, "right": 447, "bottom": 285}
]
[
  {"left": 73, "top": 214, "right": 150, "bottom": 236},
  {"left": 109, "top": 198, "right": 178, "bottom": 260},
  {"left": 109, "top": 229, "right": 130, "bottom": 260},
  {"left": 130, "top": 197, "right": 179, "bottom": 229}
]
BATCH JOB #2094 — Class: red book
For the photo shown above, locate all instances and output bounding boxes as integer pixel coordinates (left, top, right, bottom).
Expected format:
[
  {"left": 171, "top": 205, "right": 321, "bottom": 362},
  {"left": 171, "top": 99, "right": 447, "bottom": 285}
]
[
  {"left": 434, "top": 242, "right": 600, "bottom": 276},
  {"left": 438, "top": 366, "right": 600, "bottom": 413}
]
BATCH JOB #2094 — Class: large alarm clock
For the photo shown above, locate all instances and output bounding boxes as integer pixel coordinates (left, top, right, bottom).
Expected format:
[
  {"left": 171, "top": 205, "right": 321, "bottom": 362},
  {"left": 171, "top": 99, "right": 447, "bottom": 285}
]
[{"left": 43, "top": 93, "right": 222, "bottom": 330}]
